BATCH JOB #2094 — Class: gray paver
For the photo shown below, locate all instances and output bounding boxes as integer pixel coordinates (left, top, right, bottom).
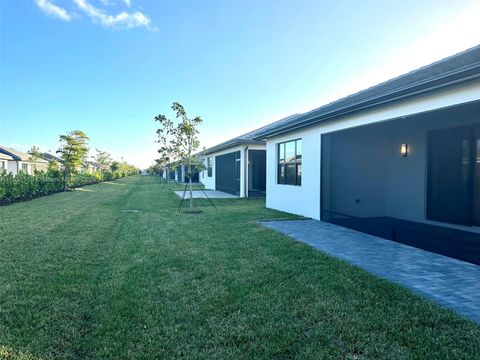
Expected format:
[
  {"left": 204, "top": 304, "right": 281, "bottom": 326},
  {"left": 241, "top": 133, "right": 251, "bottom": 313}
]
[
  {"left": 260, "top": 219, "right": 480, "bottom": 324},
  {"left": 174, "top": 190, "right": 238, "bottom": 199}
]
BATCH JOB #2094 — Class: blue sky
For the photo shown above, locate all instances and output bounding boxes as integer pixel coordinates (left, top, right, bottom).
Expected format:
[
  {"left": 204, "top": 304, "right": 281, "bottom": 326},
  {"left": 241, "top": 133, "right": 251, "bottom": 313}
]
[{"left": 1, "top": 0, "right": 479, "bottom": 168}]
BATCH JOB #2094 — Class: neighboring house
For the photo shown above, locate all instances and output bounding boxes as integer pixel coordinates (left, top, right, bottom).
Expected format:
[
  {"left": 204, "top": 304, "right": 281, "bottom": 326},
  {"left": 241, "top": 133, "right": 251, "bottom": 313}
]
[
  {"left": 159, "top": 162, "right": 199, "bottom": 183},
  {"left": 157, "top": 164, "right": 175, "bottom": 180},
  {"left": 252, "top": 45, "right": 480, "bottom": 264},
  {"left": 173, "top": 161, "right": 202, "bottom": 184},
  {"left": 199, "top": 114, "right": 300, "bottom": 197},
  {"left": 82, "top": 161, "right": 101, "bottom": 174},
  {"left": 0, "top": 152, "right": 14, "bottom": 174},
  {"left": 0, "top": 145, "right": 49, "bottom": 175},
  {"left": 40, "top": 152, "right": 64, "bottom": 168}
]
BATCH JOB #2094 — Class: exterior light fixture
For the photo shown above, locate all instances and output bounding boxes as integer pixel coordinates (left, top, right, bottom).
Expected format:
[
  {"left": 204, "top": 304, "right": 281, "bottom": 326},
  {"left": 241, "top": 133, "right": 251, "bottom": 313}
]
[{"left": 401, "top": 143, "right": 408, "bottom": 157}]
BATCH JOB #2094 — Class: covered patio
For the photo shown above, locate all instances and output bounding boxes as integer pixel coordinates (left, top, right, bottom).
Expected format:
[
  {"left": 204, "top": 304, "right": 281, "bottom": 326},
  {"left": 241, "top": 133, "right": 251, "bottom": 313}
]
[{"left": 321, "top": 100, "right": 480, "bottom": 264}]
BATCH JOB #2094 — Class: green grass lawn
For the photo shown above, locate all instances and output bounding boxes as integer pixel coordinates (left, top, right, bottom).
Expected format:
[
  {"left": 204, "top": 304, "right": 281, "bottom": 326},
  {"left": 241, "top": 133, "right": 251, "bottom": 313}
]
[{"left": 0, "top": 176, "right": 479, "bottom": 359}]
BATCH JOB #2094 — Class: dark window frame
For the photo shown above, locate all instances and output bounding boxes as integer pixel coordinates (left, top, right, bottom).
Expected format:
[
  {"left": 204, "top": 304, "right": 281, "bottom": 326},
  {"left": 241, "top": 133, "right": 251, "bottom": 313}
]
[
  {"left": 277, "top": 139, "right": 302, "bottom": 186},
  {"left": 207, "top": 157, "right": 213, "bottom": 177}
]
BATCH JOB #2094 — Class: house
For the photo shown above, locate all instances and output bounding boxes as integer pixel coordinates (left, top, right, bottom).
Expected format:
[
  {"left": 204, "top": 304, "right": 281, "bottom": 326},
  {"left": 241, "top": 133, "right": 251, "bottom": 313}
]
[
  {"left": 0, "top": 152, "right": 14, "bottom": 174},
  {"left": 40, "top": 152, "right": 64, "bottom": 168},
  {"left": 252, "top": 45, "right": 480, "bottom": 264},
  {"left": 0, "top": 145, "right": 49, "bottom": 175},
  {"left": 82, "top": 161, "right": 101, "bottom": 174},
  {"left": 199, "top": 114, "right": 301, "bottom": 197},
  {"left": 173, "top": 160, "right": 202, "bottom": 184}
]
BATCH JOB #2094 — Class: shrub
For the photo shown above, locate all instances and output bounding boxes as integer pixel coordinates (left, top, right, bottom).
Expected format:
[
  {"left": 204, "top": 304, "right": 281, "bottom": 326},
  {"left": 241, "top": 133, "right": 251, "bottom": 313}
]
[
  {"left": 0, "top": 171, "right": 64, "bottom": 205},
  {"left": 66, "top": 173, "right": 99, "bottom": 188},
  {"left": 0, "top": 169, "right": 138, "bottom": 206},
  {"left": 103, "top": 171, "right": 114, "bottom": 181}
]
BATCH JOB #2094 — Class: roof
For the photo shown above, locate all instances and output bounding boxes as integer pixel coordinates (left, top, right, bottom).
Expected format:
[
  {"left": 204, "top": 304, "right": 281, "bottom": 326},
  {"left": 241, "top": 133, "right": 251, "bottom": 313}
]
[
  {"left": 0, "top": 145, "right": 48, "bottom": 163},
  {"left": 252, "top": 44, "right": 480, "bottom": 139},
  {"left": 0, "top": 152, "right": 14, "bottom": 160},
  {"left": 41, "top": 152, "right": 64, "bottom": 163},
  {"left": 86, "top": 161, "right": 101, "bottom": 167},
  {"left": 203, "top": 113, "right": 302, "bottom": 154}
]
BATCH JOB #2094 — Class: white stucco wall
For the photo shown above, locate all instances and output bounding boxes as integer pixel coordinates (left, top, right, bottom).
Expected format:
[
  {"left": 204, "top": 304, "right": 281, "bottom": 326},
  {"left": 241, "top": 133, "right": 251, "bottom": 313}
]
[
  {"left": 7, "top": 160, "right": 18, "bottom": 175},
  {"left": 265, "top": 79, "right": 480, "bottom": 220}
]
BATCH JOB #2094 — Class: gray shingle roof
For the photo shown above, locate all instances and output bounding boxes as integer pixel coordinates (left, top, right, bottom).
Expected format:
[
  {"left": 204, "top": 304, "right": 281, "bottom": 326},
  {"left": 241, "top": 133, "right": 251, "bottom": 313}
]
[
  {"left": 41, "top": 152, "right": 64, "bottom": 163},
  {"left": 0, "top": 145, "right": 48, "bottom": 163},
  {"left": 252, "top": 45, "right": 480, "bottom": 139}
]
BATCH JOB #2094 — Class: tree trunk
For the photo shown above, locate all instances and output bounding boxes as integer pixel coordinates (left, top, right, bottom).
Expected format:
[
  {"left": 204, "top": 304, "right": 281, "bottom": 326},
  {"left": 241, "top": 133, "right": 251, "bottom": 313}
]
[{"left": 189, "top": 164, "right": 193, "bottom": 212}]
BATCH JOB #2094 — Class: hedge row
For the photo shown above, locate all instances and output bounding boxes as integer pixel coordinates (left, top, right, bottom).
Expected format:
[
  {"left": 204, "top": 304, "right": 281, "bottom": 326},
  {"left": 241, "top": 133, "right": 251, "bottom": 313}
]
[{"left": 0, "top": 170, "right": 137, "bottom": 205}]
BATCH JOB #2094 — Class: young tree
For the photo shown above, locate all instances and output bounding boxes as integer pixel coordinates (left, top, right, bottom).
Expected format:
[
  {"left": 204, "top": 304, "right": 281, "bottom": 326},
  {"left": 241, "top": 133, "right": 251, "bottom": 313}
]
[
  {"left": 56, "top": 130, "right": 90, "bottom": 188},
  {"left": 110, "top": 161, "right": 120, "bottom": 172},
  {"left": 155, "top": 102, "right": 204, "bottom": 212},
  {"left": 28, "top": 145, "right": 42, "bottom": 160},
  {"left": 94, "top": 148, "right": 112, "bottom": 171},
  {"left": 47, "top": 159, "right": 61, "bottom": 178}
]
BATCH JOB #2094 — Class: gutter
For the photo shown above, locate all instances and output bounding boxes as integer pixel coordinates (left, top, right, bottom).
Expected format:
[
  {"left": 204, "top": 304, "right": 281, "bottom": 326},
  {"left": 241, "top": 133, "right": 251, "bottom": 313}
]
[{"left": 204, "top": 139, "right": 265, "bottom": 156}]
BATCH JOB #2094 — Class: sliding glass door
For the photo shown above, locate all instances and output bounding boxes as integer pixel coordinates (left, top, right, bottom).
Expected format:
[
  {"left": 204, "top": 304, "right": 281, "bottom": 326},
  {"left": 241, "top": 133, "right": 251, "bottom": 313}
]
[
  {"left": 474, "top": 128, "right": 480, "bottom": 226},
  {"left": 427, "top": 124, "right": 480, "bottom": 226}
]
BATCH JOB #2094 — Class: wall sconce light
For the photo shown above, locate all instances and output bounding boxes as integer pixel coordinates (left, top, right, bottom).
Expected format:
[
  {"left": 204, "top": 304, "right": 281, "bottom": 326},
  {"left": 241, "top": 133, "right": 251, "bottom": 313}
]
[{"left": 401, "top": 143, "right": 408, "bottom": 157}]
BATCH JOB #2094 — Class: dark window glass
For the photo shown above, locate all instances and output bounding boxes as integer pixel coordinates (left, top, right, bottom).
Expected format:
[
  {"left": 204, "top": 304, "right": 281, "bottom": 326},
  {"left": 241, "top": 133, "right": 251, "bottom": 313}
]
[
  {"left": 296, "top": 163, "right": 302, "bottom": 186},
  {"left": 277, "top": 164, "right": 285, "bottom": 184},
  {"left": 207, "top": 157, "right": 212, "bottom": 177},
  {"left": 427, "top": 125, "right": 480, "bottom": 226},
  {"left": 277, "top": 138, "right": 302, "bottom": 186},
  {"left": 474, "top": 133, "right": 480, "bottom": 226},
  {"left": 285, "top": 163, "right": 295, "bottom": 184}
]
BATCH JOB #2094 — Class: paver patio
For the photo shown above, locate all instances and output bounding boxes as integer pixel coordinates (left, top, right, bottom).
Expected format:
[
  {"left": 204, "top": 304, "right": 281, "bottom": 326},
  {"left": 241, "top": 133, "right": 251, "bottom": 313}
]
[
  {"left": 261, "top": 219, "right": 480, "bottom": 324},
  {"left": 174, "top": 189, "right": 238, "bottom": 199}
]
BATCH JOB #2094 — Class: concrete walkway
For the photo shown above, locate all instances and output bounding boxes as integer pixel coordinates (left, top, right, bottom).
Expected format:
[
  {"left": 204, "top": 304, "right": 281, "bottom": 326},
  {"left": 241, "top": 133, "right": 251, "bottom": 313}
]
[
  {"left": 174, "top": 190, "right": 238, "bottom": 199},
  {"left": 261, "top": 220, "right": 480, "bottom": 324}
]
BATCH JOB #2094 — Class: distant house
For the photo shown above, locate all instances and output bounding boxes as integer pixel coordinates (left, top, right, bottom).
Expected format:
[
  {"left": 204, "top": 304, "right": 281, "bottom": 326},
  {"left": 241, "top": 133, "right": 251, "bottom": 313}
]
[
  {"left": 0, "top": 152, "right": 14, "bottom": 174},
  {"left": 171, "top": 160, "right": 202, "bottom": 184},
  {"left": 41, "top": 152, "right": 64, "bottom": 167},
  {"left": 198, "top": 114, "right": 300, "bottom": 197},
  {"left": 0, "top": 145, "right": 49, "bottom": 175},
  {"left": 82, "top": 161, "right": 101, "bottom": 174}
]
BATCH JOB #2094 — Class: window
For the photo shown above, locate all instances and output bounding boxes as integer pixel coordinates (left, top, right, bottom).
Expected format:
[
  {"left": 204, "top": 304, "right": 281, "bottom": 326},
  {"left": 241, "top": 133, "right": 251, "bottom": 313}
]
[
  {"left": 277, "top": 139, "right": 302, "bottom": 186},
  {"left": 207, "top": 157, "right": 213, "bottom": 177},
  {"left": 0, "top": 161, "right": 6, "bottom": 172},
  {"left": 21, "top": 163, "right": 29, "bottom": 174}
]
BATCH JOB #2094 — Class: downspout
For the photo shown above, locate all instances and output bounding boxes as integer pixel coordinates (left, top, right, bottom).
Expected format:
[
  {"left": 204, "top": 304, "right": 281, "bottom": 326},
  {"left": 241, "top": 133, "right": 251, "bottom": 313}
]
[{"left": 244, "top": 146, "right": 248, "bottom": 199}]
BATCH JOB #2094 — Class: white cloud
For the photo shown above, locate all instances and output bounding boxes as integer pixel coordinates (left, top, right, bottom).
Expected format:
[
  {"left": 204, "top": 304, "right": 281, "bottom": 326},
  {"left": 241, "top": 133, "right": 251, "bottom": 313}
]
[
  {"left": 34, "top": 0, "right": 71, "bottom": 21},
  {"left": 72, "top": 0, "right": 155, "bottom": 30},
  {"left": 33, "top": 0, "right": 155, "bottom": 30}
]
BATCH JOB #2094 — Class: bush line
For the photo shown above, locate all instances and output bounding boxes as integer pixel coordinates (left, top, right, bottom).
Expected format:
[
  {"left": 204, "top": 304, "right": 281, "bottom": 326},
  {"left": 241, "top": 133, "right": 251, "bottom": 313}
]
[{"left": 0, "top": 170, "right": 137, "bottom": 205}]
